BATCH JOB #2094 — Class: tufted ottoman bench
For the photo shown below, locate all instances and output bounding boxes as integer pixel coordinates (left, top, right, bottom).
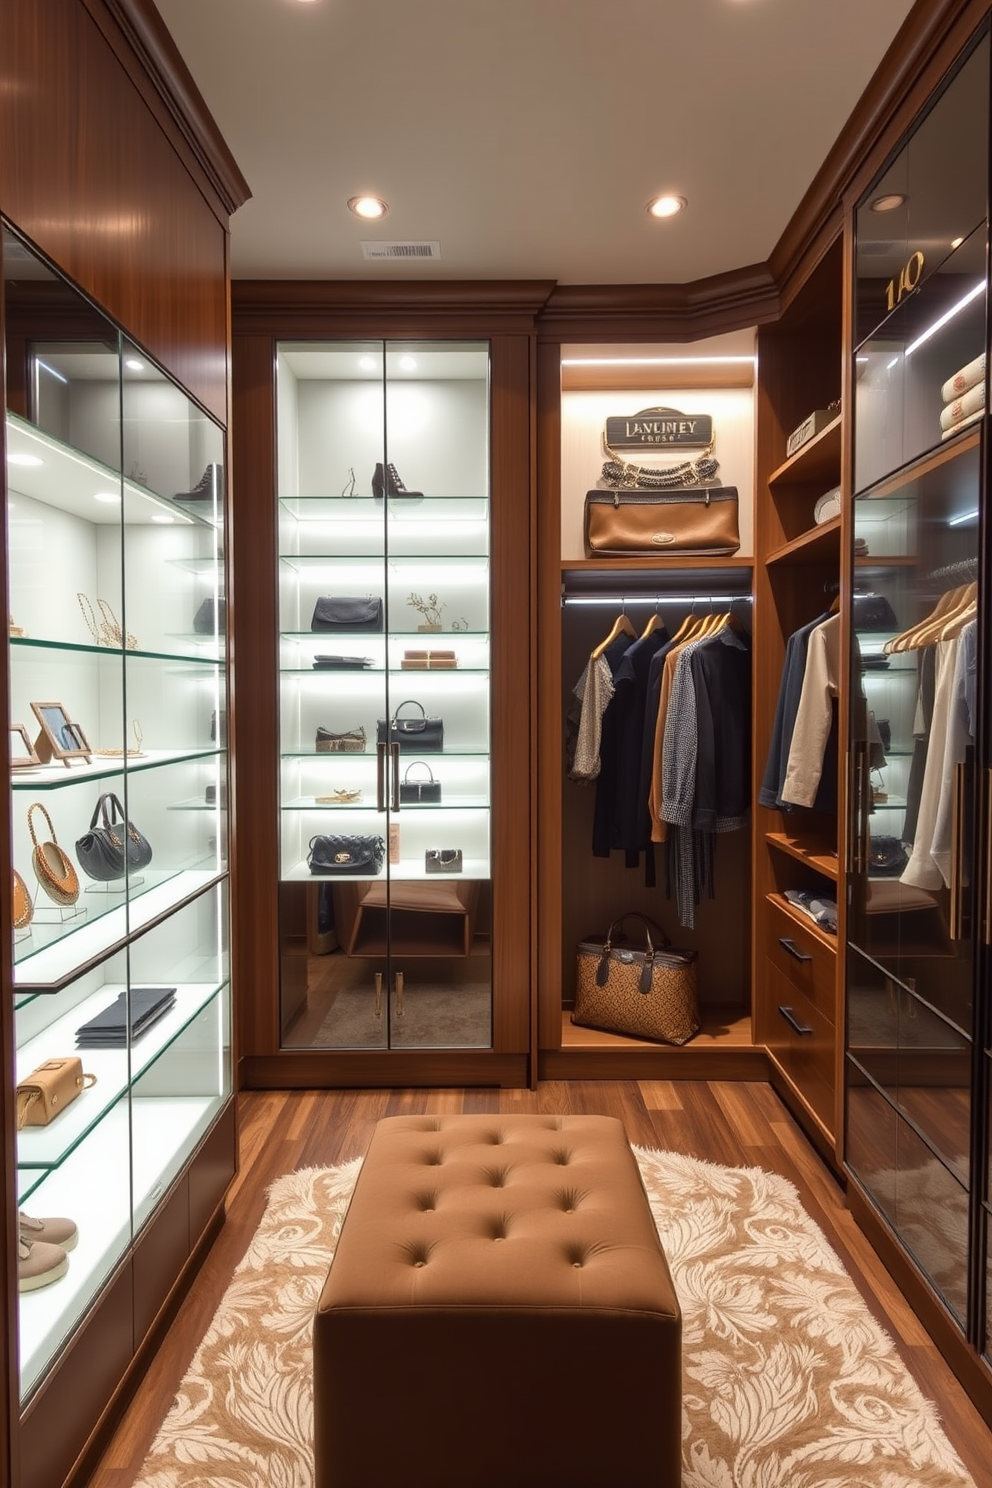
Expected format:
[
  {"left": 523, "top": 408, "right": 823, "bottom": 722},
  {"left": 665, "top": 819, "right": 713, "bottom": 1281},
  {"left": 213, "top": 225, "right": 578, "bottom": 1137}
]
[{"left": 313, "top": 1113, "right": 681, "bottom": 1488}]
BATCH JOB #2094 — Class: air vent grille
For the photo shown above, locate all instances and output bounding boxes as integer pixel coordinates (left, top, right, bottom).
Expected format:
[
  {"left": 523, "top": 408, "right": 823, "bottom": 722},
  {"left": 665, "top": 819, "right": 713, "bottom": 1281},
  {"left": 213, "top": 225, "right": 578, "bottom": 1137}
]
[
  {"left": 859, "top": 240, "right": 900, "bottom": 257},
  {"left": 362, "top": 241, "right": 441, "bottom": 260}
]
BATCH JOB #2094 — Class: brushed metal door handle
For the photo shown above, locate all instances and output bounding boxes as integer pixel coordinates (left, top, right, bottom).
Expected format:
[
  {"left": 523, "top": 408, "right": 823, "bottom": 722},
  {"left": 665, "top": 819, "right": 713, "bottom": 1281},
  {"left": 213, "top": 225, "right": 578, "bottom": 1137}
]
[{"left": 778, "top": 1004, "right": 813, "bottom": 1036}]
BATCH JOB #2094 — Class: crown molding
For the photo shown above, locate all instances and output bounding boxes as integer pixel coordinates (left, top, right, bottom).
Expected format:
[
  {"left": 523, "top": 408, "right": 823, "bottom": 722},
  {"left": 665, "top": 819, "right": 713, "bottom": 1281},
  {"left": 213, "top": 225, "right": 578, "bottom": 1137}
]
[
  {"left": 536, "top": 264, "right": 779, "bottom": 343},
  {"left": 232, "top": 279, "right": 557, "bottom": 334},
  {"left": 84, "top": 0, "right": 251, "bottom": 219}
]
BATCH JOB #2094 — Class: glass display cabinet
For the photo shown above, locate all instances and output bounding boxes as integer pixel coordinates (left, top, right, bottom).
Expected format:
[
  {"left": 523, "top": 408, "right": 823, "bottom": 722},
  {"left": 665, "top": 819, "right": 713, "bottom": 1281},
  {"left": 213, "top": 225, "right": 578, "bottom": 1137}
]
[
  {"left": 275, "top": 341, "right": 493, "bottom": 1050},
  {"left": 4, "top": 224, "right": 232, "bottom": 1402},
  {"left": 844, "top": 31, "right": 988, "bottom": 1337}
]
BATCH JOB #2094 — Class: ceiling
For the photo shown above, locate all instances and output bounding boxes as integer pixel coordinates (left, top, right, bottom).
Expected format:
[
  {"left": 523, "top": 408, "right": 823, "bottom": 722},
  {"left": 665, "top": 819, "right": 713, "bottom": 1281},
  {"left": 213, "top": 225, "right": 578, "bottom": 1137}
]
[{"left": 155, "top": 0, "right": 918, "bottom": 286}]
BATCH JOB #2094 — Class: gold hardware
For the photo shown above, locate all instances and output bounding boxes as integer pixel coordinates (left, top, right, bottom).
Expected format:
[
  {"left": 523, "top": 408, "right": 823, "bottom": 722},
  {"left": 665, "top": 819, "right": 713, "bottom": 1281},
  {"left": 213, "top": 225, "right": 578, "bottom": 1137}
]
[
  {"left": 395, "top": 970, "right": 405, "bottom": 1018},
  {"left": 374, "top": 972, "right": 383, "bottom": 1018}
]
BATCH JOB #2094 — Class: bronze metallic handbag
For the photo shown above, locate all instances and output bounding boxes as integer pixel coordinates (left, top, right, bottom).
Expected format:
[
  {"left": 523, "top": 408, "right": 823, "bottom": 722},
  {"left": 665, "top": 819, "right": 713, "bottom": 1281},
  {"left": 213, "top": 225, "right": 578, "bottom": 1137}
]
[
  {"left": 573, "top": 912, "right": 699, "bottom": 1045},
  {"left": 584, "top": 486, "right": 740, "bottom": 557}
]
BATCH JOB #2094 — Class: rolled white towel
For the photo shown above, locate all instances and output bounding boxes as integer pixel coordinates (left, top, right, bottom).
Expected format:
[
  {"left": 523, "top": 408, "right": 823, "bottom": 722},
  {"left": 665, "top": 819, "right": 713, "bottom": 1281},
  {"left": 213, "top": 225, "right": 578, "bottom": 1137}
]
[
  {"left": 940, "top": 407, "right": 983, "bottom": 440},
  {"left": 941, "top": 352, "right": 986, "bottom": 404},
  {"left": 939, "top": 379, "right": 985, "bottom": 431}
]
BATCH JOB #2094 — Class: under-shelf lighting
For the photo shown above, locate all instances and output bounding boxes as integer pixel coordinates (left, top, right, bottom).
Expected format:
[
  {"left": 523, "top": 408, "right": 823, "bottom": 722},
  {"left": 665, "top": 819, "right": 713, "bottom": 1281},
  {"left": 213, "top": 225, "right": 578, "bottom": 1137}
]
[
  {"left": 93, "top": 490, "right": 120, "bottom": 503},
  {"left": 948, "top": 509, "right": 980, "bottom": 527},
  {"left": 905, "top": 280, "right": 984, "bottom": 357},
  {"left": 398, "top": 356, "right": 417, "bottom": 372},
  {"left": 359, "top": 356, "right": 378, "bottom": 371},
  {"left": 125, "top": 357, "right": 145, "bottom": 372},
  {"left": 36, "top": 360, "right": 68, "bottom": 384},
  {"left": 560, "top": 355, "right": 755, "bottom": 367},
  {"left": 7, "top": 452, "right": 43, "bottom": 467}
]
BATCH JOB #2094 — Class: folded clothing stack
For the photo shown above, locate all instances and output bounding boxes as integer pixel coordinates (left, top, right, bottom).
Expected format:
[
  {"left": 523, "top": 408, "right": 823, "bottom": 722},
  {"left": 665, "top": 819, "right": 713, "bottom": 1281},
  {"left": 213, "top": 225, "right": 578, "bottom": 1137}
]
[
  {"left": 940, "top": 352, "right": 985, "bottom": 440},
  {"left": 784, "top": 889, "right": 838, "bottom": 935},
  {"left": 75, "top": 986, "right": 177, "bottom": 1047}
]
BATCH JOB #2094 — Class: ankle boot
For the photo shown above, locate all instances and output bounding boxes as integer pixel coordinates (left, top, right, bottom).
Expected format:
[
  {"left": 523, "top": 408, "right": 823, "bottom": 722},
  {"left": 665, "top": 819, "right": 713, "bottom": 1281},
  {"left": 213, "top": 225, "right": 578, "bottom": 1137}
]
[
  {"left": 371, "top": 462, "right": 423, "bottom": 499},
  {"left": 174, "top": 463, "right": 223, "bottom": 502}
]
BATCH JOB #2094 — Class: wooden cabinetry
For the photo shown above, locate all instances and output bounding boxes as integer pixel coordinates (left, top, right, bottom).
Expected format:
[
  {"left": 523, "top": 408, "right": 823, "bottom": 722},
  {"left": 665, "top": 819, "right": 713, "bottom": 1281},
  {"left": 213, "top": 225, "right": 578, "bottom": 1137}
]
[
  {"left": 751, "top": 239, "right": 847, "bottom": 1165},
  {"left": 0, "top": 6, "right": 248, "bottom": 1487}
]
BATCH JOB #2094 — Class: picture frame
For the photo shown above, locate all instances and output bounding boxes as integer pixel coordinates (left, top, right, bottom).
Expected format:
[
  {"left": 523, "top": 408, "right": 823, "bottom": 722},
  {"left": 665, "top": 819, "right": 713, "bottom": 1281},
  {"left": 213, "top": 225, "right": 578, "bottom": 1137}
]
[
  {"left": 9, "top": 724, "right": 41, "bottom": 769},
  {"left": 30, "top": 701, "right": 92, "bottom": 767}
]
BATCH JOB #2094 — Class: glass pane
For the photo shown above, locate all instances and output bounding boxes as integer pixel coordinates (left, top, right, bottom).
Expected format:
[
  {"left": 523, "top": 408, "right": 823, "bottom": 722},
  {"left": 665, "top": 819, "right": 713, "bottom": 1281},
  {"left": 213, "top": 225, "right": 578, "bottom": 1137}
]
[
  {"left": 276, "top": 340, "right": 492, "bottom": 1049},
  {"left": 848, "top": 442, "right": 978, "bottom": 1034}
]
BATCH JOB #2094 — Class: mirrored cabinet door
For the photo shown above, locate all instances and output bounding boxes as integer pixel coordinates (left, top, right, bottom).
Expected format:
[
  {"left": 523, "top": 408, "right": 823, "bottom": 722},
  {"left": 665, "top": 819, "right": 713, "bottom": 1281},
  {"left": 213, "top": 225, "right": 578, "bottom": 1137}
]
[{"left": 275, "top": 340, "right": 492, "bottom": 1050}]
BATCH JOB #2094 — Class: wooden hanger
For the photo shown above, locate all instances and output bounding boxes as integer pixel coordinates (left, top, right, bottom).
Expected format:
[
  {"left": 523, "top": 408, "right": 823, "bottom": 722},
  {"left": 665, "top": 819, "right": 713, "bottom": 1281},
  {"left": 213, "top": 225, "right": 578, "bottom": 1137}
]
[
  {"left": 888, "top": 583, "right": 970, "bottom": 652},
  {"left": 936, "top": 581, "right": 978, "bottom": 640},
  {"left": 640, "top": 605, "right": 665, "bottom": 639},
  {"left": 591, "top": 609, "right": 636, "bottom": 659}
]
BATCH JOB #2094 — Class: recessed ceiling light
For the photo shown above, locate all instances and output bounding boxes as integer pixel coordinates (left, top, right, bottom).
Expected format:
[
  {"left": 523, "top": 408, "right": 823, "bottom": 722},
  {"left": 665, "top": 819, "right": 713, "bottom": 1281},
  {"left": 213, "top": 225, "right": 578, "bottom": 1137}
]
[
  {"left": 7, "top": 452, "right": 43, "bottom": 467},
  {"left": 951, "top": 236, "right": 964, "bottom": 249},
  {"left": 151, "top": 513, "right": 175, "bottom": 524},
  {"left": 647, "top": 195, "right": 687, "bottom": 219},
  {"left": 359, "top": 356, "right": 377, "bottom": 371},
  {"left": 870, "top": 193, "right": 906, "bottom": 212},
  {"left": 93, "top": 491, "right": 120, "bottom": 503},
  {"left": 125, "top": 357, "right": 144, "bottom": 372},
  {"left": 399, "top": 356, "right": 417, "bottom": 372},
  {"left": 348, "top": 196, "right": 388, "bottom": 220}
]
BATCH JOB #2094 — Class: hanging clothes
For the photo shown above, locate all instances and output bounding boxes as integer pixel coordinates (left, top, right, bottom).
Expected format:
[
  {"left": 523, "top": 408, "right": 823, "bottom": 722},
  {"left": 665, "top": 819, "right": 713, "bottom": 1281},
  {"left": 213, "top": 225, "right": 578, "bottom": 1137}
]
[
  {"left": 759, "top": 611, "right": 832, "bottom": 810},
  {"left": 902, "top": 622, "right": 976, "bottom": 890},
  {"left": 780, "top": 613, "right": 842, "bottom": 809}
]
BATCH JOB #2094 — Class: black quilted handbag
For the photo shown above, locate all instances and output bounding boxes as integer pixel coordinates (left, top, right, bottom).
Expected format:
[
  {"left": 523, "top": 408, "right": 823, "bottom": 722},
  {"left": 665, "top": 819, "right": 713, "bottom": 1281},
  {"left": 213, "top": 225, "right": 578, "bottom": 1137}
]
[
  {"left": 75, "top": 793, "right": 153, "bottom": 881},
  {"left": 376, "top": 699, "right": 443, "bottom": 753},
  {"left": 307, "top": 834, "right": 385, "bottom": 876}
]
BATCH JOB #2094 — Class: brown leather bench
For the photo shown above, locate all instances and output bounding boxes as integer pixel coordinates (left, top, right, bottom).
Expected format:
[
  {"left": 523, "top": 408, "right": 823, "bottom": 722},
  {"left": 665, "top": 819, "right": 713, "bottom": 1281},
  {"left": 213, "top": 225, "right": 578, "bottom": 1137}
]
[{"left": 314, "top": 1114, "right": 682, "bottom": 1488}]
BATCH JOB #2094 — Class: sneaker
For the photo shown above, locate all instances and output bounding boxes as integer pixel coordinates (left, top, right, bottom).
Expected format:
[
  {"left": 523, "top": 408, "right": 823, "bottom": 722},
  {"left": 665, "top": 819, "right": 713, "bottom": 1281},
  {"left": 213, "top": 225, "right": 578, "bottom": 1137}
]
[
  {"left": 19, "top": 1210, "right": 78, "bottom": 1252},
  {"left": 18, "top": 1236, "right": 68, "bottom": 1292}
]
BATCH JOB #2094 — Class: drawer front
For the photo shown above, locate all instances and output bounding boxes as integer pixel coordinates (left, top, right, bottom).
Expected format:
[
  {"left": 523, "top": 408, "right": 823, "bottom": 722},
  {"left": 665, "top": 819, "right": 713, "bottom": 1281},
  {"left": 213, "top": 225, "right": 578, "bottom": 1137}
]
[
  {"left": 766, "top": 896, "right": 837, "bottom": 1025},
  {"left": 763, "top": 960, "right": 836, "bottom": 1133}
]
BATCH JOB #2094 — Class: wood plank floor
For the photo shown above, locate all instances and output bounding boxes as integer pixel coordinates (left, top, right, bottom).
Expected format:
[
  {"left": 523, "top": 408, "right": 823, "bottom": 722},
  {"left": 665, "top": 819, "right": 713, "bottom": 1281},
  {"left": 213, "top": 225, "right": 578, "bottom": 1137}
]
[{"left": 87, "top": 1080, "right": 992, "bottom": 1487}]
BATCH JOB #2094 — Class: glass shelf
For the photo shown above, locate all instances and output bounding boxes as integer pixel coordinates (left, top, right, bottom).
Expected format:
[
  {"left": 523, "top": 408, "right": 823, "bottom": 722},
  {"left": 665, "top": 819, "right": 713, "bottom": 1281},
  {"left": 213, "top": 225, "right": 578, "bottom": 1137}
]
[
  {"left": 13, "top": 869, "right": 224, "bottom": 991},
  {"left": 283, "top": 795, "right": 491, "bottom": 811},
  {"left": 16, "top": 981, "right": 226, "bottom": 1172},
  {"left": 11, "top": 747, "right": 225, "bottom": 790},
  {"left": 280, "top": 496, "right": 488, "bottom": 516},
  {"left": 5, "top": 413, "right": 216, "bottom": 528},
  {"left": 280, "top": 629, "right": 489, "bottom": 641},
  {"left": 11, "top": 636, "right": 222, "bottom": 667},
  {"left": 282, "top": 857, "right": 491, "bottom": 884}
]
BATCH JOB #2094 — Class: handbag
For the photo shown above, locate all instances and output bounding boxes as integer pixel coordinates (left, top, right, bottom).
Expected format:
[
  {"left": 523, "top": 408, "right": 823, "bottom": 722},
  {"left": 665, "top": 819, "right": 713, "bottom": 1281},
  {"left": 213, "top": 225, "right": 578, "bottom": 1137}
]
[
  {"left": 27, "top": 803, "right": 80, "bottom": 907},
  {"left": 425, "top": 848, "right": 462, "bottom": 873},
  {"left": 13, "top": 868, "right": 33, "bottom": 929},
  {"left": 311, "top": 596, "right": 384, "bottom": 633},
  {"left": 869, "top": 835, "right": 909, "bottom": 876},
  {"left": 307, "top": 834, "right": 385, "bottom": 875},
  {"left": 16, "top": 1056, "right": 96, "bottom": 1130},
  {"left": 316, "top": 725, "right": 367, "bottom": 753},
  {"left": 573, "top": 912, "right": 700, "bottom": 1045},
  {"left": 376, "top": 699, "right": 444, "bottom": 753},
  {"left": 584, "top": 486, "right": 740, "bottom": 557},
  {"left": 312, "top": 655, "right": 373, "bottom": 670},
  {"left": 853, "top": 591, "right": 898, "bottom": 631},
  {"left": 193, "top": 597, "right": 225, "bottom": 634},
  {"left": 76, "top": 793, "right": 153, "bottom": 881},
  {"left": 400, "top": 761, "right": 442, "bottom": 803}
]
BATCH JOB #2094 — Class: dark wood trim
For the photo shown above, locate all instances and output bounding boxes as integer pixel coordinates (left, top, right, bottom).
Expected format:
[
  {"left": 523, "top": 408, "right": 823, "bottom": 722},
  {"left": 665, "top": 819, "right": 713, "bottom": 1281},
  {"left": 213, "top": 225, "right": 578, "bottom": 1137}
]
[
  {"left": 489, "top": 334, "right": 535, "bottom": 1054},
  {"left": 240, "top": 1051, "right": 529, "bottom": 1089},
  {"left": 535, "top": 340, "right": 564, "bottom": 1053},
  {"left": 848, "top": 1177, "right": 992, "bottom": 1429},
  {"left": 232, "top": 280, "right": 555, "bottom": 333},
  {"left": 537, "top": 265, "right": 779, "bottom": 344},
  {"left": 229, "top": 331, "right": 281, "bottom": 1061},
  {"left": 78, "top": 0, "right": 251, "bottom": 220},
  {"left": 540, "top": 1047, "right": 770, "bottom": 1081}
]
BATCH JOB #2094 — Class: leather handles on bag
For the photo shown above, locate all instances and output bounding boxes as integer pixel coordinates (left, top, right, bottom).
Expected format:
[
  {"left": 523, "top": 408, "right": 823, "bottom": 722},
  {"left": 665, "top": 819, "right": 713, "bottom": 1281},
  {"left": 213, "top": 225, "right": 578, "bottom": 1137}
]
[{"left": 596, "top": 912, "right": 673, "bottom": 994}]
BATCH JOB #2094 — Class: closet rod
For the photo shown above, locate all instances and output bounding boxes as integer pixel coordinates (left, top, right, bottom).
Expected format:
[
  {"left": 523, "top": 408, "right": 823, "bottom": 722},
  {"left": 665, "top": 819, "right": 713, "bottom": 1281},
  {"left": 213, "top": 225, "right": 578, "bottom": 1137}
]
[{"left": 562, "top": 593, "right": 753, "bottom": 607}]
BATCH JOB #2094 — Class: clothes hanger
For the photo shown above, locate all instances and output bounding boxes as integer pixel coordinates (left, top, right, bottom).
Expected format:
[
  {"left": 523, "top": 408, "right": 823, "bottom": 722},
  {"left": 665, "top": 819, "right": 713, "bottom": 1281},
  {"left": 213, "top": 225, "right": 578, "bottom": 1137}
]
[
  {"left": 591, "top": 605, "right": 636, "bottom": 659},
  {"left": 936, "top": 581, "right": 978, "bottom": 640},
  {"left": 885, "top": 584, "right": 964, "bottom": 652},
  {"left": 668, "top": 599, "right": 706, "bottom": 647},
  {"left": 640, "top": 601, "right": 665, "bottom": 639}
]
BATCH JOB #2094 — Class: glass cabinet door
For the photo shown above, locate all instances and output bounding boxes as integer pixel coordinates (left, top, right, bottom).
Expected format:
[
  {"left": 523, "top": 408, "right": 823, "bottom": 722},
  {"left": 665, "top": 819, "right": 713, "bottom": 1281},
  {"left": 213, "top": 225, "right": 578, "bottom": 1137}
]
[
  {"left": 276, "top": 341, "right": 492, "bottom": 1050},
  {"left": 4, "top": 224, "right": 232, "bottom": 1401},
  {"left": 845, "top": 33, "right": 988, "bottom": 1331}
]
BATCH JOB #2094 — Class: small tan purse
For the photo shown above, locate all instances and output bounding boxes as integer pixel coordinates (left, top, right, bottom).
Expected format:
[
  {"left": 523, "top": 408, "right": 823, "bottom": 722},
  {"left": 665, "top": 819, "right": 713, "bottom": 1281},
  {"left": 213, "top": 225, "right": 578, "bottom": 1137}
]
[
  {"left": 16, "top": 1057, "right": 97, "bottom": 1129},
  {"left": 28, "top": 803, "right": 81, "bottom": 906}
]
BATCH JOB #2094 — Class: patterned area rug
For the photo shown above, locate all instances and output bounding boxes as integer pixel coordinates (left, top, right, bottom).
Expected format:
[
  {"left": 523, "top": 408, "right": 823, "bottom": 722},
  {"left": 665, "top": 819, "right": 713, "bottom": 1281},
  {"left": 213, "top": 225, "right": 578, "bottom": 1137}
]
[{"left": 134, "top": 1150, "right": 975, "bottom": 1488}]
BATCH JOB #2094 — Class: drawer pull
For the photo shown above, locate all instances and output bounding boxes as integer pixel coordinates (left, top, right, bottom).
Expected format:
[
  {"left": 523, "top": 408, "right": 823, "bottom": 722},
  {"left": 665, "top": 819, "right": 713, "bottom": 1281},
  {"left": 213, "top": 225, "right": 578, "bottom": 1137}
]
[
  {"left": 778, "top": 937, "right": 812, "bottom": 963},
  {"left": 778, "top": 1004, "right": 813, "bottom": 1036}
]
